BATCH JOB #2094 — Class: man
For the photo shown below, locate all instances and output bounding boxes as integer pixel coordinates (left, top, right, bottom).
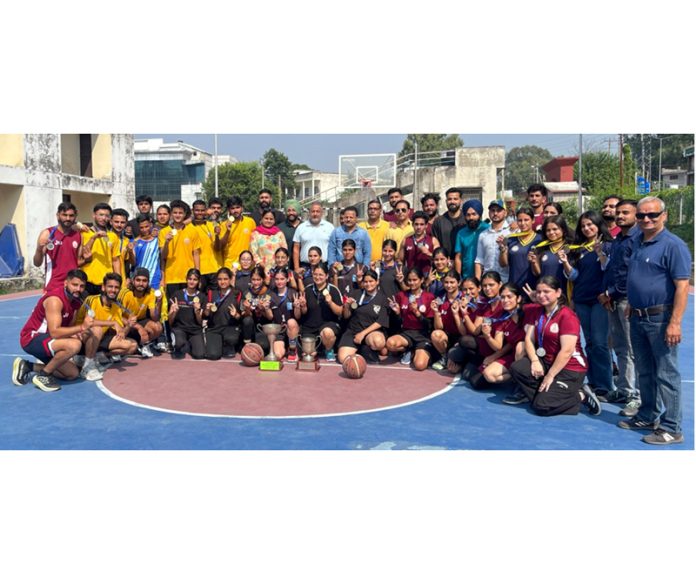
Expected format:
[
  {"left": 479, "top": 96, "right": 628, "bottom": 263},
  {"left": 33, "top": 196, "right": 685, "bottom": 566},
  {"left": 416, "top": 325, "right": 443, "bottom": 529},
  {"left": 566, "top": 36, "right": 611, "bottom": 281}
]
[
  {"left": 526, "top": 183, "right": 548, "bottom": 232},
  {"left": 278, "top": 199, "right": 303, "bottom": 246},
  {"left": 454, "top": 200, "right": 489, "bottom": 279},
  {"left": 219, "top": 196, "right": 256, "bottom": 268},
  {"left": 431, "top": 187, "right": 467, "bottom": 257},
  {"left": 81, "top": 202, "right": 121, "bottom": 295},
  {"left": 420, "top": 193, "right": 440, "bottom": 236},
  {"left": 475, "top": 199, "right": 511, "bottom": 280},
  {"left": 251, "top": 188, "right": 286, "bottom": 225},
  {"left": 382, "top": 188, "right": 414, "bottom": 223},
  {"left": 292, "top": 201, "right": 334, "bottom": 272},
  {"left": 13, "top": 269, "right": 94, "bottom": 392},
  {"left": 618, "top": 196, "right": 691, "bottom": 445},
  {"left": 327, "top": 206, "right": 371, "bottom": 266},
  {"left": 358, "top": 199, "right": 391, "bottom": 262},
  {"left": 601, "top": 195, "right": 622, "bottom": 237},
  {"left": 598, "top": 199, "right": 639, "bottom": 414},
  {"left": 207, "top": 198, "right": 224, "bottom": 222},
  {"left": 158, "top": 200, "right": 201, "bottom": 298},
  {"left": 33, "top": 201, "right": 84, "bottom": 293},
  {"left": 76, "top": 272, "right": 138, "bottom": 381},
  {"left": 190, "top": 199, "right": 221, "bottom": 292},
  {"left": 385, "top": 200, "right": 414, "bottom": 253},
  {"left": 127, "top": 195, "right": 154, "bottom": 238},
  {"left": 132, "top": 214, "right": 163, "bottom": 291},
  {"left": 110, "top": 208, "right": 132, "bottom": 278},
  {"left": 118, "top": 267, "right": 164, "bottom": 358}
]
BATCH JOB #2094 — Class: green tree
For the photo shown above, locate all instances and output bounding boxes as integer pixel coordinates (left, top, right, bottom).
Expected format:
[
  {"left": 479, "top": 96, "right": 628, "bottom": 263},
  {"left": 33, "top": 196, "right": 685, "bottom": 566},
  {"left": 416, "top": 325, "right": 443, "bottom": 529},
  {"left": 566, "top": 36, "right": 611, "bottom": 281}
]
[
  {"left": 201, "top": 161, "right": 267, "bottom": 209},
  {"left": 504, "top": 145, "right": 553, "bottom": 195},
  {"left": 262, "top": 148, "right": 297, "bottom": 204},
  {"left": 575, "top": 145, "right": 637, "bottom": 209},
  {"left": 398, "top": 134, "right": 464, "bottom": 157},
  {"left": 625, "top": 134, "right": 694, "bottom": 184}
]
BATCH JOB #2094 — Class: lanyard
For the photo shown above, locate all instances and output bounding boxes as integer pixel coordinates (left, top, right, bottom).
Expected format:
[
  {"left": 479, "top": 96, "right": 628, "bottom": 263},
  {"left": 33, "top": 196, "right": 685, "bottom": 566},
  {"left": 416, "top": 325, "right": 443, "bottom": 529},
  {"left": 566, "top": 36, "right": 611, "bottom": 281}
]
[
  {"left": 213, "top": 288, "right": 231, "bottom": 307},
  {"left": 537, "top": 305, "right": 560, "bottom": 346},
  {"left": 357, "top": 291, "right": 376, "bottom": 306},
  {"left": 183, "top": 291, "right": 199, "bottom": 306},
  {"left": 490, "top": 311, "right": 516, "bottom": 324}
]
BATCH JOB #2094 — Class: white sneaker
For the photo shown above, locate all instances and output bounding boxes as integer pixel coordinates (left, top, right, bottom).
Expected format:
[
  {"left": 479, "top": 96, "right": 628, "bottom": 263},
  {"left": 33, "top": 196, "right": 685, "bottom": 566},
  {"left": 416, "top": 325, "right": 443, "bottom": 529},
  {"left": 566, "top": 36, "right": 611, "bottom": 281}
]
[
  {"left": 140, "top": 344, "right": 154, "bottom": 358},
  {"left": 81, "top": 362, "right": 103, "bottom": 381},
  {"left": 400, "top": 351, "right": 412, "bottom": 366}
]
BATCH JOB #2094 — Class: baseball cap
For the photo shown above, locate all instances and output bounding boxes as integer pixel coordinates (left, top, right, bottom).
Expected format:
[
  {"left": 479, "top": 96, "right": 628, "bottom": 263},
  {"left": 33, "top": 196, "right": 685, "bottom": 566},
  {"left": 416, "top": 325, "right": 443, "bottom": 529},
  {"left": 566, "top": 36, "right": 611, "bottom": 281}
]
[{"left": 488, "top": 199, "right": 505, "bottom": 209}]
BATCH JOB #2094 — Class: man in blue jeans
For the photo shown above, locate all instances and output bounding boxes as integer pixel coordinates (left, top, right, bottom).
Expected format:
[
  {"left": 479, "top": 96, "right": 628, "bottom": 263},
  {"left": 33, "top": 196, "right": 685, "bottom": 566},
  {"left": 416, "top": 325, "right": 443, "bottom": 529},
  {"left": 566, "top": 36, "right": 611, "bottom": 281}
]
[{"left": 619, "top": 196, "right": 691, "bottom": 445}]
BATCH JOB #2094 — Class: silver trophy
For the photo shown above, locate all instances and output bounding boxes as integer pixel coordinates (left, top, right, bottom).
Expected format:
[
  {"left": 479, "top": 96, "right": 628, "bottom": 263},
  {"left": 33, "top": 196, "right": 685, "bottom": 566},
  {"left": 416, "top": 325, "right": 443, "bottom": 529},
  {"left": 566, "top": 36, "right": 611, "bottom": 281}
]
[
  {"left": 258, "top": 323, "right": 286, "bottom": 370},
  {"left": 297, "top": 334, "right": 321, "bottom": 371}
]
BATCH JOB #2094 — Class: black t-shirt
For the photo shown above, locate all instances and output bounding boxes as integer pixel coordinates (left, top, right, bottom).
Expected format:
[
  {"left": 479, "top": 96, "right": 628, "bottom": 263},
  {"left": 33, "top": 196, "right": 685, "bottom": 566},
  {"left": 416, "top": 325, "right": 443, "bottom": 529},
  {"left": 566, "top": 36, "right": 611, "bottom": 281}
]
[
  {"left": 252, "top": 207, "right": 286, "bottom": 226},
  {"left": 269, "top": 289, "right": 298, "bottom": 325},
  {"left": 376, "top": 263, "right": 401, "bottom": 299},
  {"left": 171, "top": 289, "right": 203, "bottom": 333},
  {"left": 302, "top": 284, "right": 342, "bottom": 328},
  {"left": 234, "top": 271, "right": 252, "bottom": 293},
  {"left": 334, "top": 262, "right": 364, "bottom": 296},
  {"left": 345, "top": 288, "right": 389, "bottom": 334},
  {"left": 206, "top": 287, "right": 243, "bottom": 331}
]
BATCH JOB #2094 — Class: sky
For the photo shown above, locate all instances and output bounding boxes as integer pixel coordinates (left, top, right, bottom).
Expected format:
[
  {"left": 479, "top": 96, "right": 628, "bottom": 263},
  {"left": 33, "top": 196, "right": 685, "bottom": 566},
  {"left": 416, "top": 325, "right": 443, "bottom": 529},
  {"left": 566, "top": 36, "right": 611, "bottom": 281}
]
[{"left": 134, "top": 133, "right": 619, "bottom": 173}]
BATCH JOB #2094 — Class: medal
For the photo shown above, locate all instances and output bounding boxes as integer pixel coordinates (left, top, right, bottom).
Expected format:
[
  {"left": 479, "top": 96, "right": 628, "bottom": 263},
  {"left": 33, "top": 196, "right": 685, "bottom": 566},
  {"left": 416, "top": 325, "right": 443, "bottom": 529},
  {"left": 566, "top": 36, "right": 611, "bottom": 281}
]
[
  {"left": 322, "top": 288, "right": 330, "bottom": 297},
  {"left": 154, "top": 289, "right": 162, "bottom": 298},
  {"left": 46, "top": 242, "right": 55, "bottom": 251},
  {"left": 536, "top": 347, "right": 546, "bottom": 358},
  {"left": 419, "top": 305, "right": 426, "bottom": 313},
  {"left": 232, "top": 261, "right": 241, "bottom": 271},
  {"left": 351, "top": 301, "right": 358, "bottom": 310},
  {"left": 210, "top": 305, "right": 218, "bottom": 313},
  {"left": 171, "top": 228, "right": 178, "bottom": 236},
  {"left": 192, "top": 296, "right": 200, "bottom": 305}
]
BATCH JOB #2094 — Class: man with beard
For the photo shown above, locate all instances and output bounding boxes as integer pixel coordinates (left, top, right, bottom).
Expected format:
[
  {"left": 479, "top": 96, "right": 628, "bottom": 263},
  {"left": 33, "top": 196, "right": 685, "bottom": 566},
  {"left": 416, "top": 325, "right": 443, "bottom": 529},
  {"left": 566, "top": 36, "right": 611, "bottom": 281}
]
[
  {"left": 110, "top": 208, "right": 133, "bottom": 279},
  {"left": 292, "top": 201, "right": 334, "bottom": 273},
  {"left": 420, "top": 193, "right": 440, "bottom": 236},
  {"left": 431, "top": 187, "right": 467, "bottom": 257},
  {"left": 278, "top": 199, "right": 303, "bottom": 245},
  {"left": 34, "top": 202, "right": 84, "bottom": 293},
  {"left": 76, "top": 272, "right": 138, "bottom": 381},
  {"left": 119, "top": 267, "right": 164, "bottom": 358},
  {"left": 251, "top": 188, "right": 286, "bottom": 225},
  {"left": 13, "top": 269, "right": 94, "bottom": 392},
  {"left": 190, "top": 199, "right": 221, "bottom": 293},
  {"left": 601, "top": 195, "right": 622, "bottom": 237},
  {"left": 359, "top": 199, "right": 391, "bottom": 262},
  {"left": 159, "top": 200, "right": 202, "bottom": 298},
  {"left": 475, "top": 199, "right": 511, "bottom": 281},
  {"left": 127, "top": 195, "right": 154, "bottom": 238},
  {"left": 219, "top": 196, "right": 256, "bottom": 268},
  {"left": 207, "top": 198, "right": 224, "bottom": 222},
  {"left": 526, "top": 184, "right": 548, "bottom": 232},
  {"left": 383, "top": 188, "right": 414, "bottom": 223},
  {"left": 599, "top": 199, "right": 640, "bottom": 414},
  {"left": 454, "top": 199, "right": 489, "bottom": 279},
  {"left": 81, "top": 203, "right": 121, "bottom": 295}
]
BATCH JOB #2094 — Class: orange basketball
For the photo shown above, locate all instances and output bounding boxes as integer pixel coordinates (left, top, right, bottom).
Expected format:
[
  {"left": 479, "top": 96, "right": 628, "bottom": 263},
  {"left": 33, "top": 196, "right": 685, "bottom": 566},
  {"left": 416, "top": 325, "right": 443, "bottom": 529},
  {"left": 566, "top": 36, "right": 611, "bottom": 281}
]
[
  {"left": 342, "top": 354, "right": 367, "bottom": 379},
  {"left": 240, "top": 343, "right": 265, "bottom": 366}
]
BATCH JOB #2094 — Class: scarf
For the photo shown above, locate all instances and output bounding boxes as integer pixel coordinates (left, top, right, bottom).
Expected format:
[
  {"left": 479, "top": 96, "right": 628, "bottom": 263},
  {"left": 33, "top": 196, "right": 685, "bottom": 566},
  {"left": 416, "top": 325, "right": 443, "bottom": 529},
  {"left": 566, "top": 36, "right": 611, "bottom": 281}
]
[{"left": 255, "top": 224, "right": 280, "bottom": 236}]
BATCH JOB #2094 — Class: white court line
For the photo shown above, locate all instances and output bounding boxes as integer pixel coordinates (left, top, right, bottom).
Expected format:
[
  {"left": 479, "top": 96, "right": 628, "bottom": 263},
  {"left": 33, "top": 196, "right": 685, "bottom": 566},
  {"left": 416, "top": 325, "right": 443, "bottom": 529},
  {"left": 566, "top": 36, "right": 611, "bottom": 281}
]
[
  {"left": 96, "top": 374, "right": 465, "bottom": 420},
  {"left": 0, "top": 316, "right": 21, "bottom": 319}
]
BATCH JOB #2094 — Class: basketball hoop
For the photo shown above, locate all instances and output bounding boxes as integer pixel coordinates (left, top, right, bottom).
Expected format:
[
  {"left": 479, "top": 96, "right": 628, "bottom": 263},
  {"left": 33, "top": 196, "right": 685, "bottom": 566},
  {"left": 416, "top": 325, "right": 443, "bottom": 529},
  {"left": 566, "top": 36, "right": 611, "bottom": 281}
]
[{"left": 359, "top": 178, "right": 373, "bottom": 189}]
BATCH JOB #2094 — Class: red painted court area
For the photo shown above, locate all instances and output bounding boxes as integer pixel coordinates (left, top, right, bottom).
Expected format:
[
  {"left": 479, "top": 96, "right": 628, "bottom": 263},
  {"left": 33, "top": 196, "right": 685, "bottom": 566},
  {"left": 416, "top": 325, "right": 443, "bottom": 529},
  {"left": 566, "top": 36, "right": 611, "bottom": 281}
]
[{"left": 100, "top": 356, "right": 454, "bottom": 418}]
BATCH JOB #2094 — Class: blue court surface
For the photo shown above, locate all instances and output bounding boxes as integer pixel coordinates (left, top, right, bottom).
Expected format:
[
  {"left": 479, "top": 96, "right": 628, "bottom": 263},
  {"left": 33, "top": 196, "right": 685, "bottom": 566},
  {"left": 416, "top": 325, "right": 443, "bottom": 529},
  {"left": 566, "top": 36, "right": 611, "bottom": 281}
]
[{"left": 0, "top": 291, "right": 693, "bottom": 450}]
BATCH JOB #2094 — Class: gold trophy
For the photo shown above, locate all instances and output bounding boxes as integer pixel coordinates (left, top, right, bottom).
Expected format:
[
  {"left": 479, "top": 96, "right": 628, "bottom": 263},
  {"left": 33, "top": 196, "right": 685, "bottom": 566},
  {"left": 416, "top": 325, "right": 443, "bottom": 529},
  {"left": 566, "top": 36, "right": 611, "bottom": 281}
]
[{"left": 258, "top": 323, "right": 286, "bottom": 371}]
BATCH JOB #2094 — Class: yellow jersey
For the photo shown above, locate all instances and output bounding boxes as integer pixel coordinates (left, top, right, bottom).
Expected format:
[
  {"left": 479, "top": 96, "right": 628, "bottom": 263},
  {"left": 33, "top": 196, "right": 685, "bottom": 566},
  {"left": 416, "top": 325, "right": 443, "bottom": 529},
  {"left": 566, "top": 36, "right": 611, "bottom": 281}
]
[
  {"left": 190, "top": 221, "right": 221, "bottom": 275},
  {"left": 158, "top": 224, "right": 202, "bottom": 285},
  {"left": 221, "top": 216, "right": 256, "bottom": 266},
  {"left": 81, "top": 230, "right": 120, "bottom": 285},
  {"left": 387, "top": 220, "right": 414, "bottom": 253},
  {"left": 75, "top": 294, "right": 124, "bottom": 332},
  {"left": 117, "top": 288, "right": 158, "bottom": 321},
  {"left": 358, "top": 219, "right": 391, "bottom": 262}
]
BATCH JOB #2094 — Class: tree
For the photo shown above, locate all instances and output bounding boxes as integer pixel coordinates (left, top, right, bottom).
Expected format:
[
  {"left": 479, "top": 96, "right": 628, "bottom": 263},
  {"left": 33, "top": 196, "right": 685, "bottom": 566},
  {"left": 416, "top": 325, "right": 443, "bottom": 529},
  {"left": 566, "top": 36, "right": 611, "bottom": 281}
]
[
  {"left": 398, "top": 134, "right": 464, "bottom": 157},
  {"left": 262, "top": 148, "right": 297, "bottom": 205},
  {"left": 575, "top": 145, "right": 637, "bottom": 209},
  {"left": 201, "top": 161, "right": 268, "bottom": 210},
  {"left": 504, "top": 145, "right": 553, "bottom": 195},
  {"left": 624, "top": 134, "right": 693, "bottom": 185}
]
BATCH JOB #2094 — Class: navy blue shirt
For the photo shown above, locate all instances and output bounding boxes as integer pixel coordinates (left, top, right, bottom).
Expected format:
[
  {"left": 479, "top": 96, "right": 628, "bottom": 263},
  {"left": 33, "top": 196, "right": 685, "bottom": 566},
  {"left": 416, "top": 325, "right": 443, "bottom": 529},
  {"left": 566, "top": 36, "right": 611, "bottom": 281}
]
[
  {"left": 603, "top": 226, "right": 639, "bottom": 300},
  {"left": 627, "top": 228, "right": 691, "bottom": 309},
  {"left": 538, "top": 248, "right": 568, "bottom": 292},
  {"left": 507, "top": 233, "right": 541, "bottom": 291},
  {"left": 569, "top": 242, "right": 612, "bottom": 304}
]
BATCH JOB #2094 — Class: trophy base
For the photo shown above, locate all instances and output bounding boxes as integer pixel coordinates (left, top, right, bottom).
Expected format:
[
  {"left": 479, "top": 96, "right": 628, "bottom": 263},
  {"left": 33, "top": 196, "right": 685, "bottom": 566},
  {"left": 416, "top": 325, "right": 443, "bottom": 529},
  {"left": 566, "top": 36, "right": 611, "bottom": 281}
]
[
  {"left": 296, "top": 359, "right": 320, "bottom": 371},
  {"left": 259, "top": 360, "right": 283, "bottom": 371}
]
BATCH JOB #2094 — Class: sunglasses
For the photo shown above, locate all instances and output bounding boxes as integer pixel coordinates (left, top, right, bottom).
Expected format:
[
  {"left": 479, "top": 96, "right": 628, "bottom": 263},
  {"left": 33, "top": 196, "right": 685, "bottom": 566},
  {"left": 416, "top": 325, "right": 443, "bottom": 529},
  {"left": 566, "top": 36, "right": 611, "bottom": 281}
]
[
  {"left": 395, "top": 208, "right": 408, "bottom": 213},
  {"left": 636, "top": 211, "right": 663, "bottom": 220}
]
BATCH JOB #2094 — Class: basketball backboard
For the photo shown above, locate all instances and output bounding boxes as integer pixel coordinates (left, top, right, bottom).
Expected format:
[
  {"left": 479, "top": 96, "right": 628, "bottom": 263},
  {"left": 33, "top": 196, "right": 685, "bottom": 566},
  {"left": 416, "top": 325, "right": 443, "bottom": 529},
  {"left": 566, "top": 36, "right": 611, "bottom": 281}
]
[{"left": 339, "top": 153, "right": 396, "bottom": 188}]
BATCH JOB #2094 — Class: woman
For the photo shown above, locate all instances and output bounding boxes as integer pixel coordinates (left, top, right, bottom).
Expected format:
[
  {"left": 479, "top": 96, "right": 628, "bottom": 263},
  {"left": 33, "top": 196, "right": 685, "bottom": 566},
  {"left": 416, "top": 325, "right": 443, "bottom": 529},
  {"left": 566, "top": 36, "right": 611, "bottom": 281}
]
[
  {"left": 543, "top": 201, "right": 563, "bottom": 218},
  {"left": 371, "top": 239, "right": 406, "bottom": 340},
  {"left": 267, "top": 247, "right": 300, "bottom": 291},
  {"left": 332, "top": 239, "right": 365, "bottom": 297},
  {"left": 528, "top": 215, "right": 572, "bottom": 292},
  {"left": 249, "top": 209, "right": 287, "bottom": 269},
  {"left": 385, "top": 267, "right": 435, "bottom": 371},
  {"left": 168, "top": 268, "right": 205, "bottom": 359},
  {"left": 447, "top": 271, "right": 504, "bottom": 374},
  {"left": 498, "top": 207, "right": 541, "bottom": 295},
  {"left": 267, "top": 268, "right": 302, "bottom": 361},
  {"left": 337, "top": 269, "right": 389, "bottom": 364},
  {"left": 558, "top": 210, "right": 615, "bottom": 398},
  {"left": 232, "top": 250, "right": 254, "bottom": 293},
  {"left": 430, "top": 270, "right": 466, "bottom": 371},
  {"left": 399, "top": 211, "right": 440, "bottom": 275},
  {"left": 202, "top": 267, "right": 243, "bottom": 360},
  {"left": 296, "top": 263, "right": 344, "bottom": 362},
  {"left": 508, "top": 276, "right": 601, "bottom": 416},
  {"left": 424, "top": 247, "right": 452, "bottom": 297},
  {"left": 299, "top": 246, "right": 324, "bottom": 292},
  {"left": 477, "top": 282, "right": 526, "bottom": 387},
  {"left": 153, "top": 204, "right": 171, "bottom": 236}
]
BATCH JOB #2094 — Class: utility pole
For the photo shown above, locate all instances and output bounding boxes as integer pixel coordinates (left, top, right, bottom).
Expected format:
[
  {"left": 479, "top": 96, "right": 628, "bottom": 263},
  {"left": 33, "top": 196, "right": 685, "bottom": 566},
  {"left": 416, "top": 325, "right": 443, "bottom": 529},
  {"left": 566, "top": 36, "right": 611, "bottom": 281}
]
[
  {"left": 640, "top": 134, "right": 646, "bottom": 179},
  {"left": 214, "top": 133, "right": 219, "bottom": 199},
  {"left": 658, "top": 136, "right": 664, "bottom": 190},
  {"left": 578, "top": 134, "right": 583, "bottom": 214},
  {"left": 413, "top": 138, "right": 418, "bottom": 200},
  {"left": 619, "top": 133, "right": 624, "bottom": 189}
]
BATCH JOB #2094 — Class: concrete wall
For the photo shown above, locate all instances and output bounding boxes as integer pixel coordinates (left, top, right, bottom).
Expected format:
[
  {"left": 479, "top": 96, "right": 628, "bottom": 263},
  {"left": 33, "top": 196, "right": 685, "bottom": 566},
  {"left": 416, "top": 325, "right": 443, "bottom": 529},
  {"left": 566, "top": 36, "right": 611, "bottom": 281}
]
[
  {"left": 92, "top": 134, "right": 113, "bottom": 179},
  {"left": 0, "top": 184, "right": 26, "bottom": 253},
  {"left": 0, "top": 134, "right": 24, "bottom": 166},
  {"left": 60, "top": 134, "right": 81, "bottom": 175}
]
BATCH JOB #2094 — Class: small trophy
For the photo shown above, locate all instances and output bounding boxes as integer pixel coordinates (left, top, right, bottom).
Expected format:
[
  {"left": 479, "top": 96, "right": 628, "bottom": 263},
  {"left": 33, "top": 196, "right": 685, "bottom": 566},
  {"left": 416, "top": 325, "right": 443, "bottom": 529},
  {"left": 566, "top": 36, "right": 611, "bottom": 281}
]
[
  {"left": 296, "top": 335, "right": 321, "bottom": 371},
  {"left": 258, "top": 323, "right": 286, "bottom": 371}
]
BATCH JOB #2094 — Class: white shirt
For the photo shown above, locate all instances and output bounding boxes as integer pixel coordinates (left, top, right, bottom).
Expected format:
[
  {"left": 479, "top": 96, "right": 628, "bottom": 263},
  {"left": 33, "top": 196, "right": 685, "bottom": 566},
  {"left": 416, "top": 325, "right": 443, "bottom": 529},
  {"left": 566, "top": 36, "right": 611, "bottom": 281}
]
[{"left": 475, "top": 222, "right": 511, "bottom": 280}]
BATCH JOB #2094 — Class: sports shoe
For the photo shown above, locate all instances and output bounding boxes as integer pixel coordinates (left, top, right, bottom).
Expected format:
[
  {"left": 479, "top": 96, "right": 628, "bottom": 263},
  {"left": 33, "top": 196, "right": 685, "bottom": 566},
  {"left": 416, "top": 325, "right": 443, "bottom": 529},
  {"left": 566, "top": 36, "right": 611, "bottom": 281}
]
[
  {"left": 581, "top": 384, "right": 602, "bottom": 416},
  {"left": 502, "top": 390, "right": 529, "bottom": 405},
  {"left": 617, "top": 417, "right": 658, "bottom": 431},
  {"left": 620, "top": 399, "right": 641, "bottom": 417},
  {"left": 286, "top": 347, "right": 298, "bottom": 362},
  {"left": 110, "top": 355, "right": 123, "bottom": 363},
  {"left": 12, "top": 358, "right": 32, "bottom": 386},
  {"left": 400, "top": 351, "right": 412, "bottom": 366},
  {"left": 32, "top": 373, "right": 61, "bottom": 392},
  {"left": 139, "top": 344, "right": 154, "bottom": 358},
  {"left": 642, "top": 430, "right": 684, "bottom": 445},
  {"left": 72, "top": 354, "right": 86, "bottom": 368},
  {"left": 81, "top": 362, "right": 103, "bottom": 381},
  {"left": 325, "top": 349, "right": 336, "bottom": 362},
  {"left": 95, "top": 351, "right": 110, "bottom": 365},
  {"left": 431, "top": 356, "right": 447, "bottom": 371},
  {"left": 598, "top": 389, "right": 626, "bottom": 404},
  {"left": 155, "top": 341, "right": 169, "bottom": 353}
]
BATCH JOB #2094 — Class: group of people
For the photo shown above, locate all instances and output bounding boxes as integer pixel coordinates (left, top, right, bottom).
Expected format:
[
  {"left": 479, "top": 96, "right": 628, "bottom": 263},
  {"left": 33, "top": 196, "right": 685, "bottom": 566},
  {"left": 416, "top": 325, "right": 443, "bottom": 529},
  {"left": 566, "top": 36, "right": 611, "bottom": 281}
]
[{"left": 12, "top": 184, "right": 691, "bottom": 446}]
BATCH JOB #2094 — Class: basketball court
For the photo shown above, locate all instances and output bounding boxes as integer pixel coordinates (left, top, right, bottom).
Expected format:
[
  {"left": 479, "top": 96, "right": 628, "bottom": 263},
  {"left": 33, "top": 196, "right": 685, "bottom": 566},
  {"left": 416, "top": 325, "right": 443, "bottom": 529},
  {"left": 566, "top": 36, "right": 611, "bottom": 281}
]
[{"left": 0, "top": 289, "right": 693, "bottom": 450}]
